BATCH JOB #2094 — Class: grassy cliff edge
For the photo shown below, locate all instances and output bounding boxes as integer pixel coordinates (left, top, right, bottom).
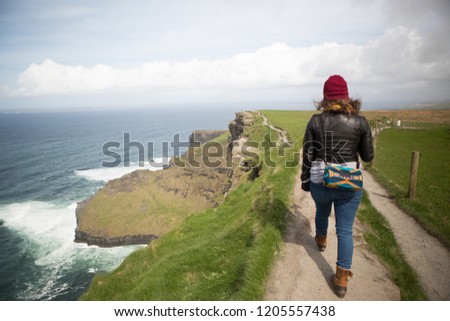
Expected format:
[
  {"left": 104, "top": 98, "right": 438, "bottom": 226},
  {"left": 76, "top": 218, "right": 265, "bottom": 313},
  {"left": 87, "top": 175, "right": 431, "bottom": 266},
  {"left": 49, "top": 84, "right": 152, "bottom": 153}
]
[{"left": 81, "top": 111, "right": 306, "bottom": 300}]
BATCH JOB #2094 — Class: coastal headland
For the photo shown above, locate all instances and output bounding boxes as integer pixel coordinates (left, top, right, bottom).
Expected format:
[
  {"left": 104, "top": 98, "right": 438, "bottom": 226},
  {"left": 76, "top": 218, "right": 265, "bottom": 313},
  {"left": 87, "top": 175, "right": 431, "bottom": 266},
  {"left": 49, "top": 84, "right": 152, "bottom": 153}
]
[{"left": 74, "top": 112, "right": 255, "bottom": 247}]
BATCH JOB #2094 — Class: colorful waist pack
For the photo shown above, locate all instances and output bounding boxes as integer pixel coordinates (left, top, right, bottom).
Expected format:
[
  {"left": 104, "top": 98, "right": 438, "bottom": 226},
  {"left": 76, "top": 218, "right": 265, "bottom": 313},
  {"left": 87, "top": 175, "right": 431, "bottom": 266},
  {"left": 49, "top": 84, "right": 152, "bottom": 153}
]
[{"left": 323, "top": 165, "right": 363, "bottom": 191}]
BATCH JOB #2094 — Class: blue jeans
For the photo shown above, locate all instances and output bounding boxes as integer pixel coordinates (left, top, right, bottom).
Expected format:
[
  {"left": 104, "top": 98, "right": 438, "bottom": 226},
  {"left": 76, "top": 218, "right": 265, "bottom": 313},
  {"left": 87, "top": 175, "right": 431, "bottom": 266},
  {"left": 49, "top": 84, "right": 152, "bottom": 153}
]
[{"left": 310, "top": 182, "right": 363, "bottom": 270}]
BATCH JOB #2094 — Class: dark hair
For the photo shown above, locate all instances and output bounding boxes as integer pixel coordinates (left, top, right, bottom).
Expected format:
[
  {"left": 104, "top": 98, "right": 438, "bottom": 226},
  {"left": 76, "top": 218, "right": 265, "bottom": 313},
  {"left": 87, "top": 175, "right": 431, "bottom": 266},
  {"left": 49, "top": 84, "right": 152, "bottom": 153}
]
[{"left": 314, "top": 98, "right": 361, "bottom": 115}]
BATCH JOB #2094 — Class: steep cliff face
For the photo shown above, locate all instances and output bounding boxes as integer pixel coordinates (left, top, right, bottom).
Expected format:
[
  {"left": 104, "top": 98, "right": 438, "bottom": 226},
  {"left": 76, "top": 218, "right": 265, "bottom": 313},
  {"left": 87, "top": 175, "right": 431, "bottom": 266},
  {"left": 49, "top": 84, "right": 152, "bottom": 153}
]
[
  {"left": 74, "top": 112, "right": 253, "bottom": 247},
  {"left": 75, "top": 230, "right": 157, "bottom": 247},
  {"left": 227, "top": 111, "right": 255, "bottom": 162}
]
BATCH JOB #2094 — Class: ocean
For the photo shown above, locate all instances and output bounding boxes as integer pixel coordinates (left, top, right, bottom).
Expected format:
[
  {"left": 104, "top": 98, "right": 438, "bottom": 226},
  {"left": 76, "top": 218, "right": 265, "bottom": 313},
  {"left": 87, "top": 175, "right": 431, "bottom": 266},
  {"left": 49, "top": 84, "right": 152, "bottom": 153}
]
[{"left": 0, "top": 106, "right": 233, "bottom": 300}]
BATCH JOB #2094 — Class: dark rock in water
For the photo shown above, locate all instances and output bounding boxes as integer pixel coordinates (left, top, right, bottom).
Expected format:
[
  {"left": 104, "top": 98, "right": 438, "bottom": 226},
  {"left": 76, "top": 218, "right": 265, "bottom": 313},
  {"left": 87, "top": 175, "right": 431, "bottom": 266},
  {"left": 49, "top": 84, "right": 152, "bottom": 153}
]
[
  {"left": 0, "top": 219, "right": 4, "bottom": 226},
  {"left": 74, "top": 230, "right": 157, "bottom": 247}
]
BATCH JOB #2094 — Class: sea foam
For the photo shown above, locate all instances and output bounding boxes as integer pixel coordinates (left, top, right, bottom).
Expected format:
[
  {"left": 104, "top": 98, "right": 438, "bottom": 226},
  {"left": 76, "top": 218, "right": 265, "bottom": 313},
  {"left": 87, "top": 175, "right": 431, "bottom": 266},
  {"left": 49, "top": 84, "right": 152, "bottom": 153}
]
[
  {"left": 0, "top": 201, "right": 140, "bottom": 300},
  {"left": 74, "top": 158, "right": 169, "bottom": 182}
]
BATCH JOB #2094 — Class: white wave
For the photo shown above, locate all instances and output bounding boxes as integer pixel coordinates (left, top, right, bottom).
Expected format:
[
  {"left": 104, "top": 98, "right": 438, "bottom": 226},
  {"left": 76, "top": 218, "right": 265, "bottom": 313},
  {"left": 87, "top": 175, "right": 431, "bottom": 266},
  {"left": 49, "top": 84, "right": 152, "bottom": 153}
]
[
  {"left": 0, "top": 201, "right": 141, "bottom": 300},
  {"left": 74, "top": 157, "right": 169, "bottom": 182},
  {"left": 0, "top": 201, "right": 139, "bottom": 264}
]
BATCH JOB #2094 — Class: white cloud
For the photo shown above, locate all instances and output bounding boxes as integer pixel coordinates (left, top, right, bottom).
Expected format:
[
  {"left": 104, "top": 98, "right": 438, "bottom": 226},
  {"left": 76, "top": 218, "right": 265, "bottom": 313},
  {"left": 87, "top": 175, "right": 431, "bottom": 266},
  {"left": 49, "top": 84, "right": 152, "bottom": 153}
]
[
  {"left": 361, "top": 27, "right": 427, "bottom": 82},
  {"left": 10, "top": 26, "right": 449, "bottom": 102}
]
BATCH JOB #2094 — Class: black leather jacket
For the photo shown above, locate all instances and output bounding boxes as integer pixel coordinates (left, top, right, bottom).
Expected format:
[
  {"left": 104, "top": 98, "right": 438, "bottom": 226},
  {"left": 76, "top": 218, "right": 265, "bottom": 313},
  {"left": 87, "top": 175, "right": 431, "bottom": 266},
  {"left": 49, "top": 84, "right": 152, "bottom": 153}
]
[{"left": 301, "top": 111, "right": 374, "bottom": 183}]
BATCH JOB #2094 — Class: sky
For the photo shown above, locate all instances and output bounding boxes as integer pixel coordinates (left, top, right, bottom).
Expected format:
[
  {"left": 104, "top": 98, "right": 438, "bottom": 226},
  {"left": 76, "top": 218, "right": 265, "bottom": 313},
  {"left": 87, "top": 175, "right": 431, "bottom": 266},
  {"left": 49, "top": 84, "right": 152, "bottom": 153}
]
[{"left": 0, "top": 0, "right": 449, "bottom": 111}]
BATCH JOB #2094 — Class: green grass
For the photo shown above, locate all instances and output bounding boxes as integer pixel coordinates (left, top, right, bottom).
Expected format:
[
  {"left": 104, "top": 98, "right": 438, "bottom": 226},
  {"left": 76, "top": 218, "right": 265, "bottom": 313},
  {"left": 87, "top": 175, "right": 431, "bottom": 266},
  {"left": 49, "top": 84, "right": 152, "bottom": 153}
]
[
  {"left": 81, "top": 112, "right": 304, "bottom": 300},
  {"left": 368, "top": 126, "right": 450, "bottom": 248},
  {"left": 357, "top": 192, "right": 427, "bottom": 300}
]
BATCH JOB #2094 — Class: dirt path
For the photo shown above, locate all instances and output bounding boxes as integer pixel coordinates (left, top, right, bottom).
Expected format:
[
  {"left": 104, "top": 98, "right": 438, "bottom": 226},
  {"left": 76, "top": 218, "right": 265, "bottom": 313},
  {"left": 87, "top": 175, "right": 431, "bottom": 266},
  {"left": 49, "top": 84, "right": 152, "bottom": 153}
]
[
  {"left": 363, "top": 171, "right": 450, "bottom": 300},
  {"left": 259, "top": 112, "right": 293, "bottom": 146}
]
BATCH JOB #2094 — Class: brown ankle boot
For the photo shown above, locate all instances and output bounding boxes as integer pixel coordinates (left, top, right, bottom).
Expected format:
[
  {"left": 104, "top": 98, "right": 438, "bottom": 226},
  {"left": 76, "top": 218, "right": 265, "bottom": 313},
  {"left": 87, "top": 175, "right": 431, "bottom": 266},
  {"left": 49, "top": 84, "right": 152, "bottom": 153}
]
[
  {"left": 331, "top": 266, "right": 353, "bottom": 298},
  {"left": 314, "top": 235, "right": 327, "bottom": 251}
]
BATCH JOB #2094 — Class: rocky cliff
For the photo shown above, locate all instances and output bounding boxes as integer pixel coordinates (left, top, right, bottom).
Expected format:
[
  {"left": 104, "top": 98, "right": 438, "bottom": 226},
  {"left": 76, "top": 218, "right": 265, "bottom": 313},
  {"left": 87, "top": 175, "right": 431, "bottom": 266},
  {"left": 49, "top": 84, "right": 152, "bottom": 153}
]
[{"left": 74, "top": 112, "right": 254, "bottom": 247}]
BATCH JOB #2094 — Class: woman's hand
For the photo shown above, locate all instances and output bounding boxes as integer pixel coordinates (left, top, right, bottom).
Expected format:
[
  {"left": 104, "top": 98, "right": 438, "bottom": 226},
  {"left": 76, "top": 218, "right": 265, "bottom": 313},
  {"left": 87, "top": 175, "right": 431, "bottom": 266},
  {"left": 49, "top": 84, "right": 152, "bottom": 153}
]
[{"left": 301, "top": 182, "right": 310, "bottom": 192}]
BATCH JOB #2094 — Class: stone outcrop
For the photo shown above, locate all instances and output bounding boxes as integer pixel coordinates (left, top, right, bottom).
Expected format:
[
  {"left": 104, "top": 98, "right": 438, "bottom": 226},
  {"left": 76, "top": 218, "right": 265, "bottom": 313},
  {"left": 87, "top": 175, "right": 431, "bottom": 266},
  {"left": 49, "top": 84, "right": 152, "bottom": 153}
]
[
  {"left": 227, "top": 111, "right": 259, "bottom": 182},
  {"left": 227, "top": 112, "right": 255, "bottom": 161},
  {"left": 228, "top": 111, "right": 254, "bottom": 142}
]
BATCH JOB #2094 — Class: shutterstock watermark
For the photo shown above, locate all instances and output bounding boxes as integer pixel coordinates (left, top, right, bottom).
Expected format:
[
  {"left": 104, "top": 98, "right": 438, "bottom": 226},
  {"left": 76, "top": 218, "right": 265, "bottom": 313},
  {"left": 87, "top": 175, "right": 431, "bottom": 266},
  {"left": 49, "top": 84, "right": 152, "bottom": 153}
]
[
  {"left": 101, "top": 131, "right": 349, "bottom": 169},
  {"left": 303, "top": 130, "right": 349, "bottom": 166}
]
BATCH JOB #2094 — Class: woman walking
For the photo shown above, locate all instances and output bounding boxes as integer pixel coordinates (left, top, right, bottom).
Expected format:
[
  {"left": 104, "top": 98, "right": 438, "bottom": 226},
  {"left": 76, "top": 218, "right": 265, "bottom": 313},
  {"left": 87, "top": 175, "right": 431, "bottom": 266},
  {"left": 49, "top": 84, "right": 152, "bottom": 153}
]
[{"left": 300, "top": 75, "right": 374, "bottom": 298}]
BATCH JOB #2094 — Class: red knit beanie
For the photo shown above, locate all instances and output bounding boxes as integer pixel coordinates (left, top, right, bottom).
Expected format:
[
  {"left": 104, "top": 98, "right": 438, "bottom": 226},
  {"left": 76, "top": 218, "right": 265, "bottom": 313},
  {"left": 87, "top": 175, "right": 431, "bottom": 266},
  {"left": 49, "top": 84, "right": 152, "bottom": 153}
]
[{"left": 323, "top": 75, "right": 349, "bottom": 100}]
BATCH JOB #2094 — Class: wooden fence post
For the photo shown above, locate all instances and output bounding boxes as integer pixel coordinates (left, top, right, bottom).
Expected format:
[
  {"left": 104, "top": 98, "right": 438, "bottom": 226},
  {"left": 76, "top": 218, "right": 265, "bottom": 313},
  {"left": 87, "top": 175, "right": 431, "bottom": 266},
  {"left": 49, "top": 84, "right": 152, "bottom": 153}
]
[
  {"left": 371, "top": 136, "right": 377, "bottom": 168},
  {"left": 408, "top": 151, "right": 420, "bottom": 199}
]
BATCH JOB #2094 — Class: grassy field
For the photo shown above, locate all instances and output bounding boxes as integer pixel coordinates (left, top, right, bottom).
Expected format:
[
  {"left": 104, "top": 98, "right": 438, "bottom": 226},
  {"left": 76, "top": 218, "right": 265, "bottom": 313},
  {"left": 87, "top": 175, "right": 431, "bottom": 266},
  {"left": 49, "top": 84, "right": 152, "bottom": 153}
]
[
  {"left": 82, "top": 112, "right": 309, "bottom": 300},
  {"left": 367, "top": 125, "right": 450, "bottom": 248},
  {"left": 362, "top": 109, "right": 450, "bottom": 126}
]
